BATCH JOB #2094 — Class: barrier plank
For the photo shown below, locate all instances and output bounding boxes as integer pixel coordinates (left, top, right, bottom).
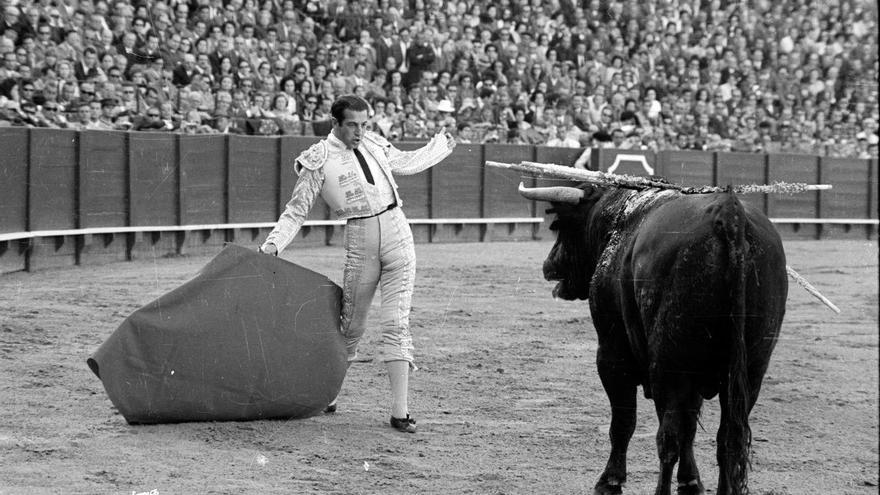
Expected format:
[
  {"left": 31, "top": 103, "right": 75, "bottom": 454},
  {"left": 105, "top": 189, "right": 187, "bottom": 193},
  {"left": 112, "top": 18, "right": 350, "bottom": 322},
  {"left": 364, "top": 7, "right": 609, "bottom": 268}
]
[
  {"left": 659, "top": 150, "right": 714, "bottom": 187},
  {"left": 484, "top": 143, "right": 533, "bottom": 218},
  {"left": 79, "top": 131, "right": 128, "bottom": 229},
  {"left": 534, "top": 145, "right": 583, "bottom": 169},
  {"left": 819, "top": 157, "right": 871, "bottom": 219},
  {"left": 228, "top": 135, "right": 279, "bottom": 223},
  {"left": 0, "top": 128, "right": 28, "bottom": 234},
  {"left": 767, "top": 153, "right": 820, "bottom": 219},
  {"left": 716, "top": 152, "right": 767, "bottom": 214},
  {"left": 870, "top": 158, "right": 878, "bottom": 220},
  {"left": 431, "top": 143, "right": 482, "bottom": 218},
  {"left": 29, "top": 129, "right": 78, "bottom": 231},
  {"left": 179, "top": 134, "right": 227, "bottom": 225},
  {"left": 130, "top": 133, "right": 178, "bottom": 226},
  {"left": 533, "top": 145, "right": 583, "bottom": 184}
]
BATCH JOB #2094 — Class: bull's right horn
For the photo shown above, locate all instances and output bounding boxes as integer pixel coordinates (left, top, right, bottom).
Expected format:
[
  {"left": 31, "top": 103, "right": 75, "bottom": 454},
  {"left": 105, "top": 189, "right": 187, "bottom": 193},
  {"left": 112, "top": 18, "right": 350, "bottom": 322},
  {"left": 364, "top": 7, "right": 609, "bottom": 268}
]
[{"left": 518, "top": 182, "right": 585, "bottom": 204}]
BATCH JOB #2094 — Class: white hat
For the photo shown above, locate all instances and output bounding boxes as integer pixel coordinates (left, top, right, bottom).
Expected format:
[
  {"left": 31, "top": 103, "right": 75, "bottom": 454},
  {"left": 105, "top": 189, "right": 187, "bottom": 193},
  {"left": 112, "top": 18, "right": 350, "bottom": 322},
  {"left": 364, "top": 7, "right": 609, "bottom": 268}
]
[{"left": 436, "top": 99, "right": 455, "bottom": 113}]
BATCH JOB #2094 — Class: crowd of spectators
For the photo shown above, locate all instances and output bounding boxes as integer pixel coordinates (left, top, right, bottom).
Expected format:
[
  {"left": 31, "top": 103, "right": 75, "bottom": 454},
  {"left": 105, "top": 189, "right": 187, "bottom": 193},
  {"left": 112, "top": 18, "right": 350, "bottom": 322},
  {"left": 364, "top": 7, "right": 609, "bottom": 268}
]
[{"left": 0, "top": 0, "right": 877, "bottom": 158}]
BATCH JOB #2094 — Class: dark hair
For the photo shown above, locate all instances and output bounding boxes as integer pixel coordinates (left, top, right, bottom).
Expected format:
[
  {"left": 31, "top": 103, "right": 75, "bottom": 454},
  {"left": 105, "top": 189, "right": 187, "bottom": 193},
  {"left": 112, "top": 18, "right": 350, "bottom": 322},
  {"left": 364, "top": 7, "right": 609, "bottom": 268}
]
[{"left": 330, "top": 94, "right": 370, "bottom": 123}]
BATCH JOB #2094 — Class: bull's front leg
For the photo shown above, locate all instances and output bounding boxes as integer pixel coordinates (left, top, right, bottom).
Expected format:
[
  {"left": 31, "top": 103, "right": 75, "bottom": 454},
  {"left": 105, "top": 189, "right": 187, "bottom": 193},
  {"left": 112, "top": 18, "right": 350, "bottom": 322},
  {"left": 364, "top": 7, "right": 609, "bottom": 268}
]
[{"left": 595, "top": 355, "right": 638, "bottom": 495}]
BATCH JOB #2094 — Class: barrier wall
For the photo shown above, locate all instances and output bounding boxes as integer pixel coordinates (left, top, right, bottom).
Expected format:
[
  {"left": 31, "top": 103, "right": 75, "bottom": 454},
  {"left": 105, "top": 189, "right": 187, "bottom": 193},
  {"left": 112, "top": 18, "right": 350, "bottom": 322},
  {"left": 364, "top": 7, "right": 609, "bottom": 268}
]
[
  {"left": 0, "top": 128, "right": 876, "bottom": 273},
  {"left": 0, "top": 128, "right": 28, "bottom": 235},
  {"left": 659, "top": 150, "right": 714, "bottom": 187},
  {"left": 0, "top": 128, "right": 28, "bottom": 273}
]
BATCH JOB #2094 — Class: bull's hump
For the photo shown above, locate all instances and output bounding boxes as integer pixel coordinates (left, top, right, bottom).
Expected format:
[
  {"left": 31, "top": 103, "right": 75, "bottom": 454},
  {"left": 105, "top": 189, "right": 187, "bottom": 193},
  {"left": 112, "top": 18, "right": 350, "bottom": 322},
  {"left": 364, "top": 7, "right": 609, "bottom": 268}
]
[
  {"left": 594, "top": 189, "right": 676, "bottom": 276},
  {"left": 617, "top": 188, "right": 677, "bottom": 220}
]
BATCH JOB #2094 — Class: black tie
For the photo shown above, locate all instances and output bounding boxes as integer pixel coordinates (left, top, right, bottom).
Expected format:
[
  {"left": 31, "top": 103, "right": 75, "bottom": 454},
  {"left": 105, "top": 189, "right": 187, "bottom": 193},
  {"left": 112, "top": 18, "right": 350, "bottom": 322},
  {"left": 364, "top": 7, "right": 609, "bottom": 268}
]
[{"left": 353, "top": 148, "right": 374, "bottom": 185}]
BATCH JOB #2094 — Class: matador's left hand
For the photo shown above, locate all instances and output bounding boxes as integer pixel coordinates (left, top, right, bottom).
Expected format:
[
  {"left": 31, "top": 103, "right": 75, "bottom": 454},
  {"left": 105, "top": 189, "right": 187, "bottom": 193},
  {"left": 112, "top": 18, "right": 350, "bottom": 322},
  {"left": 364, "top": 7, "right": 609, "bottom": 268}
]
[{"left": 443, "top": 130, "right": 457, "bottom": 151}]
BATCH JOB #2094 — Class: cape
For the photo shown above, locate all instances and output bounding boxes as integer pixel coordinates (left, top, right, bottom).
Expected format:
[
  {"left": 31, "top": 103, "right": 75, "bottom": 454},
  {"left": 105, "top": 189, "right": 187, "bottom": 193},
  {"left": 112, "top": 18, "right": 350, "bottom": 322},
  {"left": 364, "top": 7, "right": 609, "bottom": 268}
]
[{"left": 87, "top": 244, "right": 346, "bottom": 424}]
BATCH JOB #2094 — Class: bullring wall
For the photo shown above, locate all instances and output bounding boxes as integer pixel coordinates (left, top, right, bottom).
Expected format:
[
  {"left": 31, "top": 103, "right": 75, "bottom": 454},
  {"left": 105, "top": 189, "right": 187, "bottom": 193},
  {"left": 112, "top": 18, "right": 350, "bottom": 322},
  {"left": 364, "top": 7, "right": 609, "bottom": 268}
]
[{"left": 0, "top": 129, "right": 876, "bottom": 273}]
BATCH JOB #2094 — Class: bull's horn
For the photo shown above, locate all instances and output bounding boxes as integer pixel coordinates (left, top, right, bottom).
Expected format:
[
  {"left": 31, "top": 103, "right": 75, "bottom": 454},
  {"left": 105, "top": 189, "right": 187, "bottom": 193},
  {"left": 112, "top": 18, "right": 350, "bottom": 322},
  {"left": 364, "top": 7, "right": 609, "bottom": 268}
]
[{"left": 518, "top": 182, "right": 585, "bottom": 204}]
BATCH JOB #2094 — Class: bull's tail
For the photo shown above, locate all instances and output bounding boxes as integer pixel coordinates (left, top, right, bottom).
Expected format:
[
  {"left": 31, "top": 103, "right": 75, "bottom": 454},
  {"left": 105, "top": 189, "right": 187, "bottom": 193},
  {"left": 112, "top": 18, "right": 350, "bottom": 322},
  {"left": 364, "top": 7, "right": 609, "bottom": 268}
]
[{"left": 713, "top": 188, "right": 751, "bottom": 494}]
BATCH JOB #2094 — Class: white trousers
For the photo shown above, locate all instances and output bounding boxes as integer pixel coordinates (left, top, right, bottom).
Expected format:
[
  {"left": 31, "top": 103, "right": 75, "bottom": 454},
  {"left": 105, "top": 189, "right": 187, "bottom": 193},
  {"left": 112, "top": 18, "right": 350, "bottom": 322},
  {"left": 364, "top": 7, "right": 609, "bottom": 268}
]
[{"left": 340, "top": 206, "right": 416, "bottom": 364}]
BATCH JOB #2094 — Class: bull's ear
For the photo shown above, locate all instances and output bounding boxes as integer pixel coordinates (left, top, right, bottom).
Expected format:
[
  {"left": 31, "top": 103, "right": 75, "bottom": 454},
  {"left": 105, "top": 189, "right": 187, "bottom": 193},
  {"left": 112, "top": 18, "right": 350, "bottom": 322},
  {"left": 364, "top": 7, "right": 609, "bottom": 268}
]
[{"left": 582, "top": 185, "right": 605, "bottom": 203}]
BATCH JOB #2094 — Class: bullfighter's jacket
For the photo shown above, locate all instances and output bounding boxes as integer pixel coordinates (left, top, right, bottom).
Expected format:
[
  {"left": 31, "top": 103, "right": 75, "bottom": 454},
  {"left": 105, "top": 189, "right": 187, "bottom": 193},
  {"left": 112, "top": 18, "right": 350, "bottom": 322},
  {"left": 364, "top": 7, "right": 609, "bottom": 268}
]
[{"left": 262, "top": 130, "right": 453, "bottom": 253}]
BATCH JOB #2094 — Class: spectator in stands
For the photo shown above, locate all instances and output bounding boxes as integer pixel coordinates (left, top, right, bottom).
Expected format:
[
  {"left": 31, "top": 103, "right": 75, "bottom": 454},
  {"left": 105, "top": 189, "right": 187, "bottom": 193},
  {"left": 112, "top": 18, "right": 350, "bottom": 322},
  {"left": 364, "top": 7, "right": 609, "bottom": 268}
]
[
  {"left": 405, "top": 29, "right": 434, "bottom": 88},
  {"left": 546, "top": 123, "right": 580, "bottom": 148},
  {"left": 41, "top": 100, "right": 67, "bottom": 127},
  {"left": 172, "top": 53, "right": 200, "bottom": 87},
  {"left": 88, "top": 98, "right": 117, "bottom": 130},
  {"left": 1, "top": 5, "right": 27, "bottom": 42},
  {"left": 269, "top": 92, "right": 299, "bottom": 134},
  {"left": 0, "top": 0, "right": 874, "bottom": 157},
  {"left": 66, "top": 102, "right": 92, "bottom": 130}
]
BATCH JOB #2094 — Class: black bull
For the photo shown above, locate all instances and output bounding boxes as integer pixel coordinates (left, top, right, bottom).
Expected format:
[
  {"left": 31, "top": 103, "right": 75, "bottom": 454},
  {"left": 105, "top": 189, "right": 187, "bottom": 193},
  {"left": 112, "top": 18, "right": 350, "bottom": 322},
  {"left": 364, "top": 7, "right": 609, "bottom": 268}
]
[{"left": 522, "top": 183, "right": 787, "bottom": 495}]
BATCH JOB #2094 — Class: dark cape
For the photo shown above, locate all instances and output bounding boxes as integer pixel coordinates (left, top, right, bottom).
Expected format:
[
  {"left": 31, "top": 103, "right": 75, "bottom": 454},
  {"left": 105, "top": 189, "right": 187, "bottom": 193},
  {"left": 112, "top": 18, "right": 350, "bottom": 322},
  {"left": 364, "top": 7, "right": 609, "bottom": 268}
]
[{"left": 88, "top": 244, "right": 347, "bottom": 424}]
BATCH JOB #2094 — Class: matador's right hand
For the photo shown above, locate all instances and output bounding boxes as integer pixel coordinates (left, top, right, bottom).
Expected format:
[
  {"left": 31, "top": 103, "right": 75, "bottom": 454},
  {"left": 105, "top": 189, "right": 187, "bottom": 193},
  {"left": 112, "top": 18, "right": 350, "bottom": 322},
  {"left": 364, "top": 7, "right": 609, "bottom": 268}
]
[{"left": 259, "top": 243, "right": 278, "bottom": 256}]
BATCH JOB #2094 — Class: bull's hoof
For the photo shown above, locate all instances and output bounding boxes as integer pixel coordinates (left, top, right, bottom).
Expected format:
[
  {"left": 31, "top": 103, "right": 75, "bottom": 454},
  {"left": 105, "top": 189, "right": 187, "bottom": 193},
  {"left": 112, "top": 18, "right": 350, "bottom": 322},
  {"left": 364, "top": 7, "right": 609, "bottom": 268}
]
[
  {"left": 676, "top": 479, "right": 705, "bottom": 495},
  {"left": 594, "top": 478, "right": 624, "bottom": 495}
]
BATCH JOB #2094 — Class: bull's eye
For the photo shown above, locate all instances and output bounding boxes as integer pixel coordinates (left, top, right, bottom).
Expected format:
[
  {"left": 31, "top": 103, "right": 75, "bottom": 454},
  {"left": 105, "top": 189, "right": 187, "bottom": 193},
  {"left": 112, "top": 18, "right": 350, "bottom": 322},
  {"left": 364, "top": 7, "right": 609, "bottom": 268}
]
[{"left": 545, "top": 208, "right": 556, "bottom": 214}]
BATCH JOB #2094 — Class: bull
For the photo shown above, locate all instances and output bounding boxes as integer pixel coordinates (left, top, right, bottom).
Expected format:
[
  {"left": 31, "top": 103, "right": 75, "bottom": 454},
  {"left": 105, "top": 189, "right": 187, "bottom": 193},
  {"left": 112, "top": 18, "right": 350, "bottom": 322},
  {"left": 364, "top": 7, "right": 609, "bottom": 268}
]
[{"left": 520, "top": 182, "right": 787, "bottom": 495}]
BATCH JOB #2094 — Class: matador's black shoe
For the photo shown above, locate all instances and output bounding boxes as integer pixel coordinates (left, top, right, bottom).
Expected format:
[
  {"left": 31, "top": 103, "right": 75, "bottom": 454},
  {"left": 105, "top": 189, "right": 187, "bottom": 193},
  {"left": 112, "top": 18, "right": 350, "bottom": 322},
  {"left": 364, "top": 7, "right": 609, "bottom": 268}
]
[
  {"left": 389, "top": 415, "right": 417, "bottom": 433},
  {"left": 323, "top": 400, "right": 337, "bottom": 413}
]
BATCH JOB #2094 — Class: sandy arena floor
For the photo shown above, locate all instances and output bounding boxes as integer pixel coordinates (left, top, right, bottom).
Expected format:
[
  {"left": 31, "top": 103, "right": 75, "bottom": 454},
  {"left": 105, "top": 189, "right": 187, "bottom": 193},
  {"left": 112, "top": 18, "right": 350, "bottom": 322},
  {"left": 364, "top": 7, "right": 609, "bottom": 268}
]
[{"left": 0, "top": 239, "right": 877, "bottom": 494}]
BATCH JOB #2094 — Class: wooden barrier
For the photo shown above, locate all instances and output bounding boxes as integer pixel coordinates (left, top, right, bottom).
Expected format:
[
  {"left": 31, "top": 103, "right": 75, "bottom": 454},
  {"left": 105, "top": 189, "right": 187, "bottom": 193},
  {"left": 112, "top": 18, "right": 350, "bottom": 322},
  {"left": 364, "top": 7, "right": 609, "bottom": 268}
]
[
  {"left": 27, "top": 130, "right": 79, "bottom": 270},
  {"left": 818, "top": 156, "right": 878, "bottom": 239},
  {"left": 431, "top": 142, "right": 484, "bottom": 242},
  {"left": 768, "top": 153, "right": 821, "bottom": 239},
  {"left": 483, "top": 143, "right": 535, "bottom": 241},
  {"left": 0, "top": 128, "right": 28, "bottom": 234},
  {"left": 77, "top": 131, "right": 129, "bottom": 265},
  {"left": 130, "top": 132, "right": 178, "bottom": 226},
  {"left": 870, "top": 158, "right": 878, "bottom": 221},
  {"left": 659, "top": 150, "right": 715, "bottom": 187},
  {"left": 393, "top": 141, "right": 433, "bottom": 243},
  {"left": 715, "top": 152, "right": 768, "bottom": 217},
  {"left": 128, "top": 133, "right": 179, "bottom": 260},
  {"left": 228, "top": 135, "right": 279, "bottom": 223},
  {"left": 0, "top": 128, "right": 28, "bottom": 273},
  {"left": 0, "top": 128, "right": 876, "bottom": 273}
]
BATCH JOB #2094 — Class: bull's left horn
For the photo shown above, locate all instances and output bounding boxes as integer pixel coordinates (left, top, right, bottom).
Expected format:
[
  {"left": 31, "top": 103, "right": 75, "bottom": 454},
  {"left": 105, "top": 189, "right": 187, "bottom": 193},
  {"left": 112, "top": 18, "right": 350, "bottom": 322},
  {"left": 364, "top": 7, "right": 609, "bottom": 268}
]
[{"left": 518, "top": 182, "right": 585, "bottom": 204}]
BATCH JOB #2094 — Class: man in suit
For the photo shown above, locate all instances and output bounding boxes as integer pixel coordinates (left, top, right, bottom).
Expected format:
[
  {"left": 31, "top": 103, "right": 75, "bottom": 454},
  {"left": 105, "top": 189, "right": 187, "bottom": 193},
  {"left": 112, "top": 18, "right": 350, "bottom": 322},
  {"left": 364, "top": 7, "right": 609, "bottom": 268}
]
[
  {"left": 74, "top": 46, "right": 101, "bottom": 81},
  {"left": 274, "top": 9, "right": 300, "bottom": 43},
  {"left": 208, "top": 36, "right": 239, "bottom": 75},
  {"left": 340, "top": 45, "right": 375, "bottom": 80},
  {"left": 373, "top": 23, "right": 403, "bottom": 72},
  {"left": 344, "top": 61, "right": 370, "bottom": 93},
  {"left": 0, "top": 5, "right": 28, "bottom": 44},
  {"left": 404, "top": 29, "right": 433, "bottom": 89},
  {"left": 135, "top": 31, "right": 163, "bottom": 63},
  {"left": 172, "top": 54, "right": 202, "bottom": 87}
]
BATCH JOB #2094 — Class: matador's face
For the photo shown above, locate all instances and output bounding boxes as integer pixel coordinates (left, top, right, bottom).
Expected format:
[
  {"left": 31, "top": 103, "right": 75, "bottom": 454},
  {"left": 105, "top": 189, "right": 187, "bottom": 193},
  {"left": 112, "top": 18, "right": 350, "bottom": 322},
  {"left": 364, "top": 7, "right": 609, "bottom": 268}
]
[{"left": 333, "top": 108, "right": 370, "bottom": 149}]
